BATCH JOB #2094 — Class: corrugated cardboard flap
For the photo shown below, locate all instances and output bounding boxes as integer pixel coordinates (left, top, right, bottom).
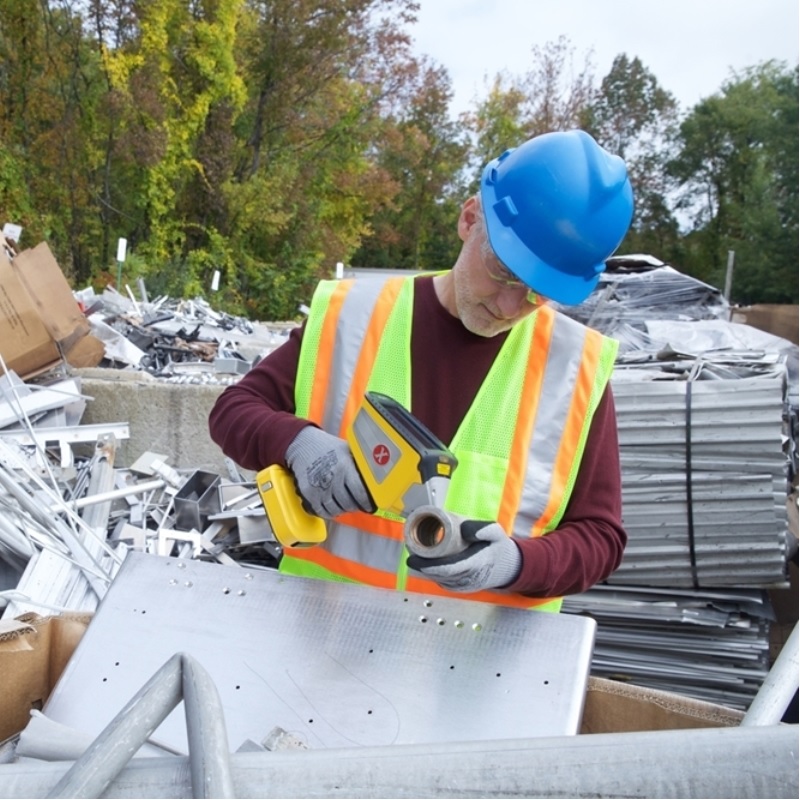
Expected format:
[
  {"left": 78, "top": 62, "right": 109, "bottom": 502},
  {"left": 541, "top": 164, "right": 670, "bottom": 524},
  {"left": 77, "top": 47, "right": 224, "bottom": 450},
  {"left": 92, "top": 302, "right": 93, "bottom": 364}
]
[
  {"left": 13, "top": 243, "right": 89, "bottom": 349},
  {"left": 581, "top": 676, "right": 744, "bottom": 733},
  {"left": 0, "top": 612, "right": 94, "bottom": 744}
]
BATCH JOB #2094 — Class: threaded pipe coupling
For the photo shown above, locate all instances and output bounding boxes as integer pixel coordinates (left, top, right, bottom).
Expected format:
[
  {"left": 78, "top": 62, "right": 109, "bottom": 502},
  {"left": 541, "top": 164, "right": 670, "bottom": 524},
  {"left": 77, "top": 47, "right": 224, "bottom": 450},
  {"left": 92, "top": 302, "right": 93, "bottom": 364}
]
[{"left": 403, "top": 505, "right": 467, "bottom": 559}]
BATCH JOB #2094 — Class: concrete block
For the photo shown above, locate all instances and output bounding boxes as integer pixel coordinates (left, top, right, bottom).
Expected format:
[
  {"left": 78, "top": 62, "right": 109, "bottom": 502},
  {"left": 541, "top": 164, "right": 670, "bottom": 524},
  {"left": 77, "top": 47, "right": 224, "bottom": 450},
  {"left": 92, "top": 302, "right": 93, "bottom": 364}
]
[{"left": 73, "top": 368, "right": 230, "bottom": 473}]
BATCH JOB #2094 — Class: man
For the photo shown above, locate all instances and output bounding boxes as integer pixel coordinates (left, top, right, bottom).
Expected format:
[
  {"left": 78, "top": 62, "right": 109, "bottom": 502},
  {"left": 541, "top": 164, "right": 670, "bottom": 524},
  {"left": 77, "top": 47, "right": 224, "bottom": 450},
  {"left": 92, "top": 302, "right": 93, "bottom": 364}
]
[{"left": 209, "top": 129, "right": 634, "bottom": 612}]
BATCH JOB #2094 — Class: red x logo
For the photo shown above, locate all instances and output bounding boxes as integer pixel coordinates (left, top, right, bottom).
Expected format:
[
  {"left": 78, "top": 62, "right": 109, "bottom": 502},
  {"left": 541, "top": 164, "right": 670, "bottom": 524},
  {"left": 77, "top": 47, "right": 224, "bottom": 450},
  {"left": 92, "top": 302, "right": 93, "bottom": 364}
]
[{"left": 372, "top": 444, "right": 390, "bottom": 466}]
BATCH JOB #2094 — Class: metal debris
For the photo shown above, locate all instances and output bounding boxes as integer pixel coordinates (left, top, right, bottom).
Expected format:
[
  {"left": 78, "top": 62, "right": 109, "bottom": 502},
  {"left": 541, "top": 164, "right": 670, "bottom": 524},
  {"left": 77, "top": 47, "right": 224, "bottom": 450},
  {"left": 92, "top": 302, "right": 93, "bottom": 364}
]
[
  {"left": 0, "top": 262, "right": 796, "bottom": 713},
  {"left": 74, "top": 284, "right": 297, "bottom": 384},
  {"left": 0, "top": 364, "right": 278, "bottom": 619},
  {"left": 562, "top": 584, "right": 774, "bottom": 709}
]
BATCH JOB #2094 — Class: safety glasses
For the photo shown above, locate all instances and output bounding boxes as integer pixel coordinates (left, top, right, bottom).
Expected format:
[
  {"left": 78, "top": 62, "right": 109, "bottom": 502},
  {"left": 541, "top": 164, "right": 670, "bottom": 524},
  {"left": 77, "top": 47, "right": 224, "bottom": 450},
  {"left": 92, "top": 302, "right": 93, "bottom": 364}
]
[{"left": 479, "top": 235, "right": 542, "bottom": 306}]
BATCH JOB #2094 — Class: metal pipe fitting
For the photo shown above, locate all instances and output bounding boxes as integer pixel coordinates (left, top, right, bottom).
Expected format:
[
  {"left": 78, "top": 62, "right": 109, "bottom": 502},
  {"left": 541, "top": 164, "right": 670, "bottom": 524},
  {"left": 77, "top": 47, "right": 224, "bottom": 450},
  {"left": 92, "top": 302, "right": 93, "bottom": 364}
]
[{"left": 403, "top": 505, "right": 466, "bottom": 559}]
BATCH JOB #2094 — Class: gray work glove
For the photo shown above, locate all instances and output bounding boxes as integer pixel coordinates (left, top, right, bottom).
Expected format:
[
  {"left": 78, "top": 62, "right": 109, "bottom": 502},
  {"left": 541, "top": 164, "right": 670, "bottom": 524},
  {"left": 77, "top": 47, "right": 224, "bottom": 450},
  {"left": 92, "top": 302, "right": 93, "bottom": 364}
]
[
  {"left": 406, "top": 520, "right": 522, "bottom": 593},
  {"left": 285, "top": 426, "right": 375, "bottom": 518}
]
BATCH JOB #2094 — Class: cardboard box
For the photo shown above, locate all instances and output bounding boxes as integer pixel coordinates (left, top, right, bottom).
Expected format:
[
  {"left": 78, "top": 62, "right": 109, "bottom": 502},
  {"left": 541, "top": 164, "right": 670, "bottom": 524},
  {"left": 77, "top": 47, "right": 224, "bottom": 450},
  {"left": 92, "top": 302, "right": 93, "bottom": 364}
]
[
  {"left": 0, "top": 613, "right": 93, "bottom": 743},
  {"left": 581, "top": 676, "right": 744, "bottom": 733},
  {"left": 0, "top": 240, "right": 103, "bottom": 378}
]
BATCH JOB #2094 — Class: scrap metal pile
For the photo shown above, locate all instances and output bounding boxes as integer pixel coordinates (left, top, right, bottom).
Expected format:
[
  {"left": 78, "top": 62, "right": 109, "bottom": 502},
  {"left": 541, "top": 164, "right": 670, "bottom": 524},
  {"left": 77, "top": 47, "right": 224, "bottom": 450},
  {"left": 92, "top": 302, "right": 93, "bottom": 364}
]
[
  {"left": 76, "top": 282, "right": 297, "bottom": 384},
  {"left": 0, "top": 257, "right": 797, "bottom": 710},
  {"left": 0, "top": 374, "right": 281, "bottom": 621}
]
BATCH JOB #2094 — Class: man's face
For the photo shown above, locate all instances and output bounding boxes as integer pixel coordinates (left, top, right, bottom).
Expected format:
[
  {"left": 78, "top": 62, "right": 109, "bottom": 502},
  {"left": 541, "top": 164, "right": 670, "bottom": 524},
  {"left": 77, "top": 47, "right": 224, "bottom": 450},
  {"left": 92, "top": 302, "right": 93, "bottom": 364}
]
[{"left": 453, "top": 215, "right": 544, "bottom": 338}]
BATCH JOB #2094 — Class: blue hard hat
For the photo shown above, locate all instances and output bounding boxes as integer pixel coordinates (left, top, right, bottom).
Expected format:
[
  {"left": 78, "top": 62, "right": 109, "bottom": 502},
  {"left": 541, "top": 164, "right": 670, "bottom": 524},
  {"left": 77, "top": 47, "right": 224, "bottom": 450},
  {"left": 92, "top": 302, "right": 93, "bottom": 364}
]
[{"left": 480, "top": 130, "right": 634, "bottom": 305}]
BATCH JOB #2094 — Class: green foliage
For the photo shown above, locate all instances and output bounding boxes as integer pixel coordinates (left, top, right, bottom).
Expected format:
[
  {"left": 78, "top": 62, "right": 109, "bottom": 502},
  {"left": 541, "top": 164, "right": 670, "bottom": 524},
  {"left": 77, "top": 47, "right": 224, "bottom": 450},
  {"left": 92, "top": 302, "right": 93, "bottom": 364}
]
[
  {"left": 468, "top": 78, "right": 527, "bottom": 183},
  {"left": 584, "top": 55, "right": 677, "bottom": 156},
  {"left": 0, "top": 143, "right": 44, "bottom": 244},
  {"left": 0, "top": 6, "right": 795, "bottom": 313},
  {"left": 468, "top": 36, "right": 595, "bottom": 183},
  {"left": 583, "top": 54, "right": 681, "bottom": 258},
  {"left": 352, "top": 57, "right": 470, "bottom": 270},
  {"left": 669, "top": 61, "right": 798, "bottom": 303}
]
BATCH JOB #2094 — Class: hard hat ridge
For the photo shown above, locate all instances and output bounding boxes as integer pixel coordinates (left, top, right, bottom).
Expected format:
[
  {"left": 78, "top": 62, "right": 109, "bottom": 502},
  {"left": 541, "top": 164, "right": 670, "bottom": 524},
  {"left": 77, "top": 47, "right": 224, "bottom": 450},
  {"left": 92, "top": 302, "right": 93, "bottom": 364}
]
[{"left": 582, "top": 133, "right": 629, "bottom": 212}]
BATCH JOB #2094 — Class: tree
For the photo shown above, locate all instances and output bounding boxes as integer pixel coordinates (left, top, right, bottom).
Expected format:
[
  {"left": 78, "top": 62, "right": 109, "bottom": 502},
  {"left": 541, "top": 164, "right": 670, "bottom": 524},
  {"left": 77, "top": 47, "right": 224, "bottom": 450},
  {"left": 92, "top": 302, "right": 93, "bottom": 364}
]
[
  {"left": 102, "top": 0, "right": 246, "bottom": 279},
  {"left": 669, "top": 61, "right": 798, "bottom": 302},
  {"left": 583, "top": 54, "right": 682, "bottom": 263},
  {"left": 0, "top": 0, "right": 108, "bottom": 280},
  {"left": 351, "top": 56, "right": 469, "bottom": 271},
  {"left": 467, "top": 37, "right": 595, "bottom": 189},
  {"left": 220, "top": 0, "right": 422, "bottom": 319},
  {"left": 0, "top": 1, "right": 49, "bottom": 240}
]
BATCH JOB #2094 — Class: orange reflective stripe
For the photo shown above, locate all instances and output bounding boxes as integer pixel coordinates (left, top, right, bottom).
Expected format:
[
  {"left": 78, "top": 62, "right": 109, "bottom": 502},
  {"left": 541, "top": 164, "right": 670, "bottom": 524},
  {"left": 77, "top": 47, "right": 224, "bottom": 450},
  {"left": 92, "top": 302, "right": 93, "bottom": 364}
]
[
  {"left": 405, "top": 574, "right": 561, "bottom": 610},
  {"left": 283, "top": 545, "right": 398, "bottom": 590},
  {"left": 533, "top": 328, "right": 603, "bottom": 534},
  {"left": 497, "top": 307, "right": 555, "bottom": 534},
  {"left": 338, "top": 278, "right": 406, "bottom": 436},
  {"left": 308, "top": 280, "right": 353, "bottom": 425},
  {"left": 336, "top": 511, "right": 403, "bottom": 540}
]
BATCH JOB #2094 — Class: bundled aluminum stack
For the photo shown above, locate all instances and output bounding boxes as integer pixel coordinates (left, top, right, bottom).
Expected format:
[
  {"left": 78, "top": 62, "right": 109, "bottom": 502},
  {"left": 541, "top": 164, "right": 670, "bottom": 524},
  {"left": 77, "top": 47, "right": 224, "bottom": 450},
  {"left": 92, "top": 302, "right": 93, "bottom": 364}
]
[
  {"left": 562, "top": 584, "right": 772, "bottom": 709},
  {"left": 559, "top": 268, "right": 796, "bottom": 590},
  {"left": 557, "top": 261, "right": 797, "bottom": 708},
  {"left": 611, "top": 366, "right": 791, "bottom": 588}
]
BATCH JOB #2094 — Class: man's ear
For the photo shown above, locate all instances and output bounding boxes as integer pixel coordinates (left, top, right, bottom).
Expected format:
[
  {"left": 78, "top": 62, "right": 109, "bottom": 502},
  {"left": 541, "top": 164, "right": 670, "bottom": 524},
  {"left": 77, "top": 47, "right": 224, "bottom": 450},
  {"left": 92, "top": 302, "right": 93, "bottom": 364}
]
[{"left": 457, "top": 195, "right": 480, "bottom": 242}]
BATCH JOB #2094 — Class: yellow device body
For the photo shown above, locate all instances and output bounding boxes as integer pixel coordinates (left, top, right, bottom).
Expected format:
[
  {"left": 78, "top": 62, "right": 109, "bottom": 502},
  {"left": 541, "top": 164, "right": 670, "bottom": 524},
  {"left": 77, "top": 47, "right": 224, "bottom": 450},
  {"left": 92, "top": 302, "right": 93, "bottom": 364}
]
[
  {"left": 257, "top": 392, "right": 457, "bottom": 549},
  {"left": 346, "top": 393, "right": 456, "bottom": 518},
  {"left": 256, "top": 464, "right": 327, "bottom": 548}
]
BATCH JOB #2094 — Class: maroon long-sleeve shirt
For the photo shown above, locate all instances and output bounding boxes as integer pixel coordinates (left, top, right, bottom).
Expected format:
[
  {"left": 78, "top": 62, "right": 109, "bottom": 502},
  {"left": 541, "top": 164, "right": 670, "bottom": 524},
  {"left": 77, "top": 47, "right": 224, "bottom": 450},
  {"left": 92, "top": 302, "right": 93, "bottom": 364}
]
[{"left": 209, "top": 276, "right": 627, "bottom": 597}]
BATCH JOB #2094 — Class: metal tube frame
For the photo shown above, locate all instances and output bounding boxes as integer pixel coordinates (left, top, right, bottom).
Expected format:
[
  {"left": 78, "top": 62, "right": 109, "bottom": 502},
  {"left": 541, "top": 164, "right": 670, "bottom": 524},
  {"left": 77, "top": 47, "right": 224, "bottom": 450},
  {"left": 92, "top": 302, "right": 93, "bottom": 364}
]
[{"left": 46, "top": 653, "right": 234, "bottom": 799}]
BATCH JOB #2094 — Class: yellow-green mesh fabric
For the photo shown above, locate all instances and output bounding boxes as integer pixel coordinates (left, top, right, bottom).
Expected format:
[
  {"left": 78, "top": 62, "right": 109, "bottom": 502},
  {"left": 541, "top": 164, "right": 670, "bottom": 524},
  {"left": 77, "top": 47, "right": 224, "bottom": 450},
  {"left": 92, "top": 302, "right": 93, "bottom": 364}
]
[
  {"left": 280, "top": 554, "right": 360, "bottom": 584},
  {"left": 543, "top": 334, "right": 619, "bottom": 533},
  {"left": 295, "top": 280, "right": 340, "bottom": 419},
  {"left": 535, "top": 598, "right": 563, "bottom": 612},
  {"left": 445, "top": 313, "right": 536, "bottom": 520}
]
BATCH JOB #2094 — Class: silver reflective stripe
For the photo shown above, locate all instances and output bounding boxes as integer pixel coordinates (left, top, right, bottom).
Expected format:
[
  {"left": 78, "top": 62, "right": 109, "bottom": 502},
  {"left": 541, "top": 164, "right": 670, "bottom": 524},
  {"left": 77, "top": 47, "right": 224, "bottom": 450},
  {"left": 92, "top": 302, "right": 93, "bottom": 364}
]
[
  {"left": 325, "top": 521, "right": 404, "bottom": 574},
  {"left": 322, "top": 278, "right": 390, "bottom": 433},
  {"left": 311, "top": 276, "right": 407, "bottom": 574},
  {"left": 514, "top": 313, "right": 588, "bottom": 537}
]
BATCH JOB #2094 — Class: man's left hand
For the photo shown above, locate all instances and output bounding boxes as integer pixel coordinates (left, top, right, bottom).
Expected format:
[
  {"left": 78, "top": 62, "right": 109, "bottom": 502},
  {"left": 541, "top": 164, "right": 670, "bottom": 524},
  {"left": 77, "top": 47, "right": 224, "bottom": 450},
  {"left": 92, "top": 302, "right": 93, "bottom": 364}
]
[{"left": 406, "top": 520, "right": 522, "bottom": 593}]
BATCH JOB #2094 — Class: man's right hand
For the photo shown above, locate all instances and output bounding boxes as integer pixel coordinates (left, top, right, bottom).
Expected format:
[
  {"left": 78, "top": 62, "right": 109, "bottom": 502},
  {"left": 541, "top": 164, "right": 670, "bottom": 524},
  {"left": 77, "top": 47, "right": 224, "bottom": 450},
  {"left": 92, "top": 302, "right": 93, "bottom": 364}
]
[{"left": 285, "top": 426, "right": 375, "bottom": 518}]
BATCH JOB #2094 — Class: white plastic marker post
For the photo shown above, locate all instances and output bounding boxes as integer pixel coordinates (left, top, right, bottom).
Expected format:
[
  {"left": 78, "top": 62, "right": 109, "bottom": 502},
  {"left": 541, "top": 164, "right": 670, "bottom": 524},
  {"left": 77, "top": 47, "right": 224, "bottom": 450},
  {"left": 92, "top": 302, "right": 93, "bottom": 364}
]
[
  {"left": 211, "top": 270, "right": 221, "bottom": 292},
  {"left": 2, "top": 223, "right": 22, "bottom": 244},
  {"left": 335, "top": 261, "right": 344, "bottom": 279},
  {"left": 116, "top": 237, "right": 128, "bottom": 289}
]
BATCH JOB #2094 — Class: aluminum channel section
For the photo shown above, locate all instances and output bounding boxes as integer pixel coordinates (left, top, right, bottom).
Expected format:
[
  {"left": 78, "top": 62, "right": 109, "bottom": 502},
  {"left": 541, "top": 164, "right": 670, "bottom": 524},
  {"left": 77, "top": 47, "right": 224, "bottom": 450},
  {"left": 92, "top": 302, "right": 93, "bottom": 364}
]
[{"left": 45, "top": 553, "right": 596, "bottom": 750}]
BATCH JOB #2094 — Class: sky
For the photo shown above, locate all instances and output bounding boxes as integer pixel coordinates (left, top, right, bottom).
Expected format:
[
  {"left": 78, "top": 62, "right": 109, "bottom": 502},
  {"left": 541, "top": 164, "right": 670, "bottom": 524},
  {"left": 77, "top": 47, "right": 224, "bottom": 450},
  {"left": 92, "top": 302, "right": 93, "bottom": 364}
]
[{"left": 408, "top": 0, "right": 799, "bottom": 117}]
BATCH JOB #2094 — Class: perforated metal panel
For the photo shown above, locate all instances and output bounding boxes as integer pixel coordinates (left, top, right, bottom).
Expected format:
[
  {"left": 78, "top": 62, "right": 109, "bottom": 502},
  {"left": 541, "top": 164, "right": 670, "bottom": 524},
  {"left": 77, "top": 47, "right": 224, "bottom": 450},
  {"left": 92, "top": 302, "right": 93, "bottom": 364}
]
[{"left": 46, "top": 552, "right": 595, "bottom": 752}]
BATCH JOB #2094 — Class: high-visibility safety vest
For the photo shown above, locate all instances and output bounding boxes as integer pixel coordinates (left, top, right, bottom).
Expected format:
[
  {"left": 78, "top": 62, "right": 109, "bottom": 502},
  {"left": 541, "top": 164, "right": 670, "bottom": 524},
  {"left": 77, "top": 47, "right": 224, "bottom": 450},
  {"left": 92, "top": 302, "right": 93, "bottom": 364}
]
[{"left": 280, "top": 275, "right": 618, "bottom": 612}]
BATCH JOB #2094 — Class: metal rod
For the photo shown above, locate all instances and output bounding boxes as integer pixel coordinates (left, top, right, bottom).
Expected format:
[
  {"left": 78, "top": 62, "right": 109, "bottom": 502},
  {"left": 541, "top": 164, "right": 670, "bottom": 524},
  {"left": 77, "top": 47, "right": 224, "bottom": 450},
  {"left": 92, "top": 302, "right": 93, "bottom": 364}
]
[
  {"left": 0, "top": 725, "right": 792, "bottom": 799},
  {"left": 78, "top": 436, "right": 118, "bottom": 535},
  {"left": 723, "top": 249, "right": 735, "bottom": 303},
  {"left": 46, "top": 653, "right": 234, "bottom": 799},
  {"left": 181, "top": 653, "right": 237, "bottom": 798},
  {"left": 741, "top": 621, "right": 800, "bottom": 726},
  {"left": 50, "top": 479, "right": 165, "bottom": 514}
]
